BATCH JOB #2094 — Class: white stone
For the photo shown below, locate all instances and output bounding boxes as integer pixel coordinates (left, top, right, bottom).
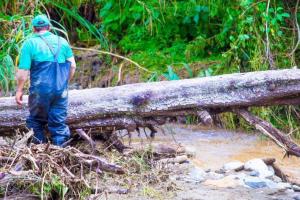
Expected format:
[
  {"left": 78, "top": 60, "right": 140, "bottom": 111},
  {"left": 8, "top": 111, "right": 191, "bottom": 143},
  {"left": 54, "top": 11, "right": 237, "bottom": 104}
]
[
  {"left": 243, "top": 176, "right": 268, "bottom": 189},
  {"left": 249, "top": 171, "right": 260, "bottom": 177},
  {"left": 265, "top": 179, "right": 280, "bottom": 189},
  {"left": 223, "top": 161, "right": 244, "bottom": 171},
  {"left": 276, "top": 182, "right": 292, "bottom": 190},
  {"left": 264, "top": 179, "right": 291, "bottom": 190},
  {"left": 293, "top": 194, "right": 300, "bottom": 200},
  {"left": 206, "top": 172, "right": 225, "bottom": 180},
  {"left": 293, "top": 184, "right": 300, "bottom": 192},
  {"left": 244, "top": 158, "right": 273, "bottom": 178},
  {"left": 268, "top": 165, "right": 275, "bottom": 175},
  {"left": 188, "top": 167, "right": 206, "bottom": 182},
  {"left": 270, "top": 175, "right": 282, "bottom": 183},
  {"left": 234, "top": 172, "right": 247, "bottom": 180}
]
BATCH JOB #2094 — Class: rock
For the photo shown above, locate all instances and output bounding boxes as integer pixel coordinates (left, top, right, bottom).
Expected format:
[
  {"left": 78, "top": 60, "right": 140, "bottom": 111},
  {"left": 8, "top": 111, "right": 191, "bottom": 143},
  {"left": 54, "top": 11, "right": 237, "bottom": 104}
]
[
  {"left": 244, "top": 176, "right": 289, "bottom": 190},
  {"left": 265, "top": 179, "right": 280, "bottom": 189},
  {"left": 293, "top": 185, "right": 300, "bottom": 192},
  {"left": 245, "top": 181, "right": 267, "bottom": 189},
  {"left": 286, "top": 189, "right": 295, "bottom": 193},
  {"left": 243, "top": 176, "right": 268, "bottom": 189},
  {"left": 153, "top": 144, "right": 185, "bottom": 155},
  {"left": 203, "top": 175, "right": 243, "bottom": 188},
  {"left": 249, "top": 171, "right": 260, "bottom": 177},
  {"left": 185, "top": 148, "right": 196, "bottom": 158},
  {"left": 268, "top": 165, "right": 275, "bottom": 175},
  {"left": 275, "top": 182, "right": 291, "bottom": 191},
  {"left": 293, "top": 194, "right": 300, "bottom": 200},
  {"left": 206, "top": 172, "right": 224, "bottom": 180},
  {"left": 158, "top": 155, "right": 189, "bottom": 164},
  {"left": 235, "top": 172, "right": 247, "bottom": 180},
  {"left": 188, "top": 167, "right": 206, "bottom": 183},
  {"left": 214, "top": 168, "right": 226, "bottom": 174},
  {"left": 270, "top": 175, "right": 283, "bottom": 183},
  {"left": 263, "top": 179, "right": 291, "bottom": 190},
  {"left": 244, "top": 158, "right": 274, "bottom": 178},
  {"left": 223, "top": 161, "right": 244, "bottom": 172}
]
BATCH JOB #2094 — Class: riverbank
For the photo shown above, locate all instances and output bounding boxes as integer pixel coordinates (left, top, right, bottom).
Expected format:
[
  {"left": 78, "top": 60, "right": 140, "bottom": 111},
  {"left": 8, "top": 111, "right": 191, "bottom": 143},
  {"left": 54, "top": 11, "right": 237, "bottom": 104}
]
[{"left": 1, "top": 124, "right": 299, "bottom": 200}]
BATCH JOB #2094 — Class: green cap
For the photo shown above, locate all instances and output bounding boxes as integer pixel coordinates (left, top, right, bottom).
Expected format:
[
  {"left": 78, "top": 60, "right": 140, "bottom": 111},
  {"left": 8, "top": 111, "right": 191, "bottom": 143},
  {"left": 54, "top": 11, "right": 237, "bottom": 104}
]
[{"left": 32, "top": 14, "right": 50, "bottom": 27}]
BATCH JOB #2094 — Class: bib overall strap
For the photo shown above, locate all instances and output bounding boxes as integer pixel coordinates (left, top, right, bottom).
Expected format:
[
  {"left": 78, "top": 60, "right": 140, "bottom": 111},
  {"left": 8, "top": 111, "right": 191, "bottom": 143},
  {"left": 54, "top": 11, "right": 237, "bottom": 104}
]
[{"left": 38, "top": 35, "right": 61, "bottom": 62}]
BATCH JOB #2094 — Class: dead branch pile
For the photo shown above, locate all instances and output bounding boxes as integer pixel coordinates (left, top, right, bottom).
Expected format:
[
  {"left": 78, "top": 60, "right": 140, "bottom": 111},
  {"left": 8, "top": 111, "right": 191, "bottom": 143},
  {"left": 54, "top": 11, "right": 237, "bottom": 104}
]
[
  {"left": 0, "top": 131, "right": 186, "bottom": 199},
  {"left": 0, "top": 132, "right": 126, "bottom": 199}
]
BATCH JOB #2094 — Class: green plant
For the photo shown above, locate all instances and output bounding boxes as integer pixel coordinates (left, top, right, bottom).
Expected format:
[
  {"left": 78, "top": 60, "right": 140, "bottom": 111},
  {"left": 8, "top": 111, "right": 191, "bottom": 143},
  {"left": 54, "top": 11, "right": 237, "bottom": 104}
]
[
  {"left": 163, "top": 65, "right": 180, "bottom": 81},
  {"left": 0, "top": 0, "right": 299, "bottom": 139},
  {"left": 30, "top": 175, "right": 69, "bottom": 199}
]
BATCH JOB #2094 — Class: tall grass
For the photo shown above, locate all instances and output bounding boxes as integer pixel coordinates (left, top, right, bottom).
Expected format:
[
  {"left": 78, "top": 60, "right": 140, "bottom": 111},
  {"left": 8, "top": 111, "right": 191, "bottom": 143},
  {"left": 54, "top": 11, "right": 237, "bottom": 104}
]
[
  {"left": 0, "top": 13, "right": 31, "bottom": 94},
  {"left": 44, "top": 0, "right": 108, "bottom": 49}
]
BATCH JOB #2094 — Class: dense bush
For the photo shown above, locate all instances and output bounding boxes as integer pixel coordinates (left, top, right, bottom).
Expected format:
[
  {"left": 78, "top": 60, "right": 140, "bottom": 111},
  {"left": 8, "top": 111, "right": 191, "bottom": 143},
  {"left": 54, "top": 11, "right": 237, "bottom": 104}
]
[{"left": 0, "top": 0, "right": 299, "bottom": 136}]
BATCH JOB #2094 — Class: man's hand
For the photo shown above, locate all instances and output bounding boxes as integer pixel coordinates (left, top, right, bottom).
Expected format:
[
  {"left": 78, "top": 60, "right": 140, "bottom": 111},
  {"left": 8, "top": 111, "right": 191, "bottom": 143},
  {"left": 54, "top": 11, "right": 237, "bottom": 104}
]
[
  {"left": 15, "top": 90, "right": 23, "bottom": 106},
  {"left": 15, "top": 69, "right": 28, "bottom": 106}
]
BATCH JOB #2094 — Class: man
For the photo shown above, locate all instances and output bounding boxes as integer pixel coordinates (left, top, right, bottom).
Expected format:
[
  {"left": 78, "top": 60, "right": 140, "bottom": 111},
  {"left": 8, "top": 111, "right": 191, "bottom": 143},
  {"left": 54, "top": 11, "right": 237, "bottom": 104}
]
[{"left": 16, "top": 14, "right": 76, "bottom": 146}]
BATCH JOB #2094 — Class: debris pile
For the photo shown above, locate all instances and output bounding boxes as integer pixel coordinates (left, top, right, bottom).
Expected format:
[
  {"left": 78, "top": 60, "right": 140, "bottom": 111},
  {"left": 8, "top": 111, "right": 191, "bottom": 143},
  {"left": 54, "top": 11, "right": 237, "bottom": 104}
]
[{"left": 0, "top": 131, "right": 186, "bottom": 199}]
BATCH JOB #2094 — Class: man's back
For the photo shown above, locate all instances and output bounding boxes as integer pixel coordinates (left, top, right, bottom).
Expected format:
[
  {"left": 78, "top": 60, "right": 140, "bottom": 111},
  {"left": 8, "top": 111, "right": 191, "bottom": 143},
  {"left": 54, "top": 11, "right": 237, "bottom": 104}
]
[{"left": 19, "top": 31, "right": 73, "bottom": 70}]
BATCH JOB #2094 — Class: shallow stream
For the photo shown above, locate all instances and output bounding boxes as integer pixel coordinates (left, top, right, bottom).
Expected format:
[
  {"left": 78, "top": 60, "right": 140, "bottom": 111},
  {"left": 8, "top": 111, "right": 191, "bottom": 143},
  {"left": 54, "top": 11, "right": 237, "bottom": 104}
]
[
  {"left": 135, "top": 124, "right": 300, "bottom": 199},
  {"left": 158, "top": 124, "right": 300, "bottom": 177}
]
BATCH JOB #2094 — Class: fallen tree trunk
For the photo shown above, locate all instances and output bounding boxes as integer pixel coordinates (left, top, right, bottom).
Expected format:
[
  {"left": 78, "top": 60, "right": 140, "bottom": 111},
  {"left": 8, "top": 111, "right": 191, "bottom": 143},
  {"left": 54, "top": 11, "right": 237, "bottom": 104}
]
[
  {"left": 234, "top": 109, "right": 300, "bottom": 157},
  {"left": 1, "top": 69, "right": 300, "bottom": 134}
]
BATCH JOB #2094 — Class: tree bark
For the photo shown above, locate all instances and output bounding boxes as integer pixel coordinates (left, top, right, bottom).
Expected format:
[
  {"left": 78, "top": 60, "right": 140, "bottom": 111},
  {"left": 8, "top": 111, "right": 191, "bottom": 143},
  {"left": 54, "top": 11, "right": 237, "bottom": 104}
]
[{"left": 1, "top": 69, "right": 300, "bottom": 134}]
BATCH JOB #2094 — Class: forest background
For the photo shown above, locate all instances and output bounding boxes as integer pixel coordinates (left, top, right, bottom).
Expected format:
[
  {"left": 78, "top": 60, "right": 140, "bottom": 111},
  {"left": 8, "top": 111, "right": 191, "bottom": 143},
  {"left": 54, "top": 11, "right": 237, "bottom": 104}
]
[{"left": 0, "top": 0, "right": 299, "bottom": 137}]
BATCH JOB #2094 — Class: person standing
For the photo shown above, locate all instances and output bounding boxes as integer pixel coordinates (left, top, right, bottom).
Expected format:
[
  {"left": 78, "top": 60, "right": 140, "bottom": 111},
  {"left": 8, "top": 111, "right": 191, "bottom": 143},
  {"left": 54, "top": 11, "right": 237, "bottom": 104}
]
[{"left": 15, "top": 14, "right": 76, "bottom": 146}]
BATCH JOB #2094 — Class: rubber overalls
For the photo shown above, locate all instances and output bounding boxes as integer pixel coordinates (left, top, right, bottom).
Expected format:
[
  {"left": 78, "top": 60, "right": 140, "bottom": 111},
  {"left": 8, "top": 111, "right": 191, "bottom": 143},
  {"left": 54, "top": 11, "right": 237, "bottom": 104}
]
[{"left": 26, "top": 35, "right": 71, "bottom": 146}]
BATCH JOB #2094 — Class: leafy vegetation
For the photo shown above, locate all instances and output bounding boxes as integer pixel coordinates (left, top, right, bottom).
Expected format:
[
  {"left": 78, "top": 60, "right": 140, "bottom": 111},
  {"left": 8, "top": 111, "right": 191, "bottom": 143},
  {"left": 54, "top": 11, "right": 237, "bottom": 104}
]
[{"left": 0, "top": 0, "right": 299, "bottom": 136}]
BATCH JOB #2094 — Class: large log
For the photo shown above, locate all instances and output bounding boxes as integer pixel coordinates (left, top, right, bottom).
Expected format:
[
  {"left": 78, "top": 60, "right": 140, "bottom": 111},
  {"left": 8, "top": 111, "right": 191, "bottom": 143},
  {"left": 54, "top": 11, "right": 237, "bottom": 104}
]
[{"left": 1, "top": 69, "right": 300, "bottom": 134}]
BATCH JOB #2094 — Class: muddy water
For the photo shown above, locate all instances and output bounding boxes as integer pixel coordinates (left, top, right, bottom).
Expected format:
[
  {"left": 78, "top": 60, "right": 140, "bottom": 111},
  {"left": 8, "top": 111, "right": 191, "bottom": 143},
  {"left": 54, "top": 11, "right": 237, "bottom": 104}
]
[
  {"left": 111, "top": 124, "right": 300, "bottom": 200},
  {"left": 133, "top": 124, "right": 300, "bottom": 181}
]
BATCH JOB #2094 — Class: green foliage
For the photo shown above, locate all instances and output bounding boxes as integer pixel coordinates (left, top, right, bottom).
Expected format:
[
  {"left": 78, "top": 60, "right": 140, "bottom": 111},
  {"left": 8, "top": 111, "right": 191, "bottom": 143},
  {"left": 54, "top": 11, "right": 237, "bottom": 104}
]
[
  {"left": 30, "top": 175, "right": 69, "bottom": 199},
  {"left": 44, "top": 0, "right": 108, "bottom": 47},
  {"left": 1, "top": 0, "right": 297, "bottom": 87},
  {"left": 0, "top": 0, "right": 299, "bottom": 137},
  {"left": 0, "top": 55, "right": 15, "bottom": 93},
  {"left": 220, "top": 0, "right": 293, "bottom": 72},
  {"left": 163, "top": 66, "right": 180, "bottom": 81}
]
